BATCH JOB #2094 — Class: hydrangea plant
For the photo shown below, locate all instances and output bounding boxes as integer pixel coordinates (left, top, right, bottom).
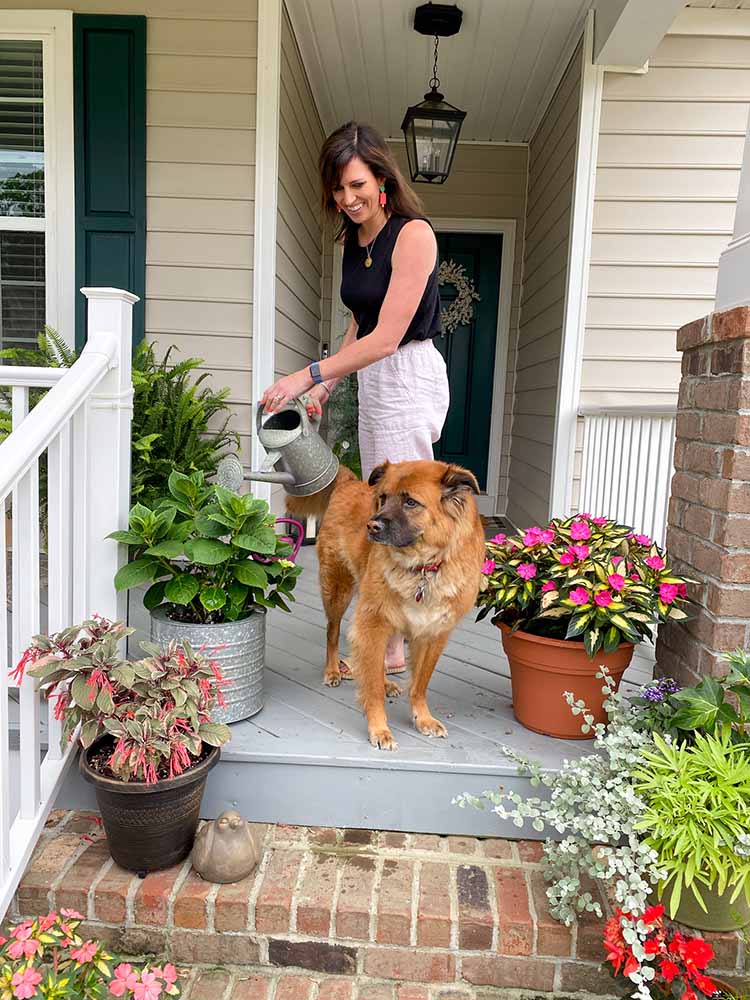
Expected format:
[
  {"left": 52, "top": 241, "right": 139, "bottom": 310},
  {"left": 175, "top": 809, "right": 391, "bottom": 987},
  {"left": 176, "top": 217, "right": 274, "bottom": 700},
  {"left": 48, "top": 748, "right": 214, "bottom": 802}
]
[
  {"left": 477, "top": 516, "right": 690, "bottom": 656},
  {"left": 455, "top": 670, "right": 667, "bottom": 925}
]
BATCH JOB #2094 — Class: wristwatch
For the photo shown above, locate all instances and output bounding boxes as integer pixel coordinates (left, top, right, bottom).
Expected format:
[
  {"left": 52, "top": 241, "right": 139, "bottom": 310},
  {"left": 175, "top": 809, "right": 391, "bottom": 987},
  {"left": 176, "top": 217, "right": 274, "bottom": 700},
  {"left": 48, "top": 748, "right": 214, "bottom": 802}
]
[{"left": 309, "top": 361, "right": 324, "bottom": 384}]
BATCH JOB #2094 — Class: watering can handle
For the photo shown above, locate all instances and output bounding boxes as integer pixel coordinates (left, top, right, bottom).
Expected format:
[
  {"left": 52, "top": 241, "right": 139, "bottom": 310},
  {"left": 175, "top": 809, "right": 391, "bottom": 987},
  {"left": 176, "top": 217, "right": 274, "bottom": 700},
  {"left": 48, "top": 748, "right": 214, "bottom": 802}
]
[{"left": 255, "top": 397, "right": 321, "bottom": 438}]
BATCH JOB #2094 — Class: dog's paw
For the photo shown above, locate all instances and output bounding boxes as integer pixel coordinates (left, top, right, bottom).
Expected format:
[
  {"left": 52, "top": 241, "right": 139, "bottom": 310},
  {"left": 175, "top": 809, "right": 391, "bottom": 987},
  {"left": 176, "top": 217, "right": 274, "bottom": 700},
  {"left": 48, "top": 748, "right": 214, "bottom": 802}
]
[
  {"left": 385, "top": 680, "right": 402, "bottom": 698},
  {"left": 324, "top": 668, "right": 341, "bottom": 687},
  {"left": 369, "top": 727, "right": 399, "bottom": 751},
  {"left": 414, "top": 714, "right": 448, "bottom": 739}
]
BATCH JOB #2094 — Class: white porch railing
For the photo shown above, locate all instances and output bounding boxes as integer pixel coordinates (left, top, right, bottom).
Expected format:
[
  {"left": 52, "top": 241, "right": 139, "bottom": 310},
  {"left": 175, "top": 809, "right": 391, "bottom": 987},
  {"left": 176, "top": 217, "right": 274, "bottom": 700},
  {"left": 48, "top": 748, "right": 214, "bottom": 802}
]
[
  {"left": 0, "top": 288, "right": 136, "bottom": 917},
  {"left": 579, "top": 405, "right": 677, "bottom": 548}
]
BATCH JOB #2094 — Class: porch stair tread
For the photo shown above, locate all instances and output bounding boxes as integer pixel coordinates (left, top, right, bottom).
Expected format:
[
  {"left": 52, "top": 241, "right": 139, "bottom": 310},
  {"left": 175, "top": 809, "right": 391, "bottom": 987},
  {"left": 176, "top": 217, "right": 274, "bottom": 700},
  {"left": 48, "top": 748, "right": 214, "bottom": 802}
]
[
  {"left": 12, "top": 812, "right": 747, "bottom": 997},
  {"left": 54, "top": 546, "right": 656, "bottom": 836}
]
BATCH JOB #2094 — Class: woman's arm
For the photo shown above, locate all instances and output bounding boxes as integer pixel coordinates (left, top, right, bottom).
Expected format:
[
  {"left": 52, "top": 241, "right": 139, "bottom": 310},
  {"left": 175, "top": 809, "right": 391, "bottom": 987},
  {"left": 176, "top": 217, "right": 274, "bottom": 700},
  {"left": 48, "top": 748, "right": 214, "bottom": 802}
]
[{"left": 262, "top": 221, "right": 436, "bottom": 411}]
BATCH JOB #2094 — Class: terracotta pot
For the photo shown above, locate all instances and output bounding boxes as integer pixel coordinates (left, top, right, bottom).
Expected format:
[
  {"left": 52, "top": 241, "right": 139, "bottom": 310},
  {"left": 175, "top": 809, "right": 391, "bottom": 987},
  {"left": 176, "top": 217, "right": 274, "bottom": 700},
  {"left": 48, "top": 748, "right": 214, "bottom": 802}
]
[
  {"left": 499, "top": 624, "right": 634, "bottom": 739},
  {"left": 80, "top": 739, "right": 220, "bottom": 875}
]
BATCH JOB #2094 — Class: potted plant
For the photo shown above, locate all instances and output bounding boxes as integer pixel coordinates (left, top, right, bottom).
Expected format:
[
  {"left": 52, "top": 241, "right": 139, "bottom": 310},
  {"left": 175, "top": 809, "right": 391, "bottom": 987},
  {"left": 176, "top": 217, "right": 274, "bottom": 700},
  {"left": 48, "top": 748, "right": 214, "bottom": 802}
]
[
  {"left": 603, "top": 903, "right": 727, "bottom": 1000},
  {"left": 109, "top": 470, "right": 302, "bottom": 723},
  {"left": 0, "top": 910, "right": 180, "bottom": 1000},
  {"left": 477, "top": 516, "right": 690, "bottom": 737},
  {"left": 631, "top": 727, "right": 750, "bottom": 931},
  {"left": 13, "top": 617, "right": 231, "bottom": 874}
]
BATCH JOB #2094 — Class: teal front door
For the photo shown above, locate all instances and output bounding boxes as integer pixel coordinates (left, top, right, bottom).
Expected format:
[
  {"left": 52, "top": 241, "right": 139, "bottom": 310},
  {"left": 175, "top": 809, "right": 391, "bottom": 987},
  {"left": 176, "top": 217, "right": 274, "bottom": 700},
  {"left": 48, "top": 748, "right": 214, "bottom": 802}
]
[{"left": 433, "top": 232, "right": 502, "bottom": 492}]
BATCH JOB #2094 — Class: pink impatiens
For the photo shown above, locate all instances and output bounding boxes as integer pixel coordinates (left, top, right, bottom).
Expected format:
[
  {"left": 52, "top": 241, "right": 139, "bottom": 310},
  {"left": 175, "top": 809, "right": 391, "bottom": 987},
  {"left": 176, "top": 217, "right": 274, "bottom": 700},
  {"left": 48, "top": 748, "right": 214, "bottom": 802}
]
[
  {"left": 570, "top": 520, "right": 591, "bottom": 541},
  {"left": 645, "top": 555, "right": 665, "bottom": 571},
  {"left": 110, "top": 966, "right": 139, "bottom": 997},
  {"left": 481, "top": 559, "right": 496, "bottom": 575},
  {"left": 517, "top": 563, "right": 537, "bottom": 581},
  {"left": 659, "top": 583, "right": 679, "bottom": 605},
  {"left": 541, "top": 581, "right": 557, "bottom": 593},
  {"left": 570, "top": 587, "right": 590, "bottom": 605},
  {"left": 608, "top": 573, "right": 625, "bottom": 592},
  {"left": 594, "top": 590, "right": 613, "bottom": 608},
  {"left": 11, "top": 968, "right": 42, "bottom": 999}
]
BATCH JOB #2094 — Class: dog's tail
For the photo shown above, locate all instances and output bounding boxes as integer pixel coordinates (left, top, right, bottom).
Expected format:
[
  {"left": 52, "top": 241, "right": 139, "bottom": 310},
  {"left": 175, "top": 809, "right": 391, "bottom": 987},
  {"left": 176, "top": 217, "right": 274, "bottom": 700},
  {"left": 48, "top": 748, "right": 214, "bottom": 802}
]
[{"left": 284, "top": 465, "right": 357, "bottom": 523}]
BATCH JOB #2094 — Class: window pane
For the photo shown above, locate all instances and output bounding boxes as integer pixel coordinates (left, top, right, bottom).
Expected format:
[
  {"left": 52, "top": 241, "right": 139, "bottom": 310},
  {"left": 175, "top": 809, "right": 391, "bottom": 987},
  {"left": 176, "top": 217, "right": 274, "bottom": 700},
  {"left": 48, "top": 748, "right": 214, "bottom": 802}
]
[
  {"left": 0, "top": 40, "right": 44, "bottom": 218},
  {"left": 0, "top": 231, "right": 45, "bottom": 349}
]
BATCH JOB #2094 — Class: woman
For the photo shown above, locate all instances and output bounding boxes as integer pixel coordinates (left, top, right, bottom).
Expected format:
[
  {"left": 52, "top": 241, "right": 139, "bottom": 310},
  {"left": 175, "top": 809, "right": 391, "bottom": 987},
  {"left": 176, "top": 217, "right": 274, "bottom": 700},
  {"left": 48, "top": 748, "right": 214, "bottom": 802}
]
[{"left": 261, "top": 121, "right": 449, "bottom": 675}]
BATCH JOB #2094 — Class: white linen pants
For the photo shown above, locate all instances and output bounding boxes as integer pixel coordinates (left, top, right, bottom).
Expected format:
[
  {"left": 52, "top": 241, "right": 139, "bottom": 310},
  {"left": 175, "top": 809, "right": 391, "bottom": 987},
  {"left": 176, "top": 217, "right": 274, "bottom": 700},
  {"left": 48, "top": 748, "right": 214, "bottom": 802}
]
[{"left": 357, "top": 338, "right": 450, "bottom": 481}]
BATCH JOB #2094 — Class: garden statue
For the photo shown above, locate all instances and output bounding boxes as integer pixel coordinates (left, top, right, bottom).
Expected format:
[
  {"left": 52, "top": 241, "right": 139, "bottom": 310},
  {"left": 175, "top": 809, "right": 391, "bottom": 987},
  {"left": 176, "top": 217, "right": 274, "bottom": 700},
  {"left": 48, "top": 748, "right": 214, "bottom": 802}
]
[{"left": 191, "top": 810, "right": 263, "bottom": 883}]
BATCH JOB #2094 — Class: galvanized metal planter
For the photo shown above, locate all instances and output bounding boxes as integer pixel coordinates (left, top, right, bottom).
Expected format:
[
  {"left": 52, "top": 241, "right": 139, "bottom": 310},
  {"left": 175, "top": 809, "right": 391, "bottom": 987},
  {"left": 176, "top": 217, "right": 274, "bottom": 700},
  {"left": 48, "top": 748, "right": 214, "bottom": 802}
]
[{"left": 150, "top": 605, "right": 266, "bottom": 724}]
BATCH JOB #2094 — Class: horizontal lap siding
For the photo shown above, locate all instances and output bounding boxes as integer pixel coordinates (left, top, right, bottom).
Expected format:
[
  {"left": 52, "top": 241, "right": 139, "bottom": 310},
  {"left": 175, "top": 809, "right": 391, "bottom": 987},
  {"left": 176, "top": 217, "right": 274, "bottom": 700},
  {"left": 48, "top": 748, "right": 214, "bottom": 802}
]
[
  {"left": 573, "top": 14, "right": 750, "bottom": 508},
  {"left": 272, "top": 4, "right": 325, "bottom": 511},
  {"left": 506, "top": 43, "right": 582, "bottom": 530},
  {"left": 389, "top": 142, "right": 528, "bottom": 513}
]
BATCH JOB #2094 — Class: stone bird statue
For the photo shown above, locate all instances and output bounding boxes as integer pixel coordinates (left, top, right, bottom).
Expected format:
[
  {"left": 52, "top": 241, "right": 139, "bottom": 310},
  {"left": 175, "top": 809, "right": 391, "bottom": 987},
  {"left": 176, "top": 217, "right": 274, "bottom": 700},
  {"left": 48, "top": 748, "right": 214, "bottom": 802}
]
[{"left": 191, "top": 810, "right": 262, "bottom": 883}]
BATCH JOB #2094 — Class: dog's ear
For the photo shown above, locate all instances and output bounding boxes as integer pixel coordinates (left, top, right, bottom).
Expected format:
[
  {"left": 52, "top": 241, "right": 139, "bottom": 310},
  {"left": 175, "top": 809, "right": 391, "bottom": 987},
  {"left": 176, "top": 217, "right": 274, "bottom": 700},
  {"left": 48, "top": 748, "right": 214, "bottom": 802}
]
[
  {"left": 368, "top": 462, "right": 389, "bottom": 487},
  {"left": 440, "top": 465, "right": 480, "bottom": 502}
]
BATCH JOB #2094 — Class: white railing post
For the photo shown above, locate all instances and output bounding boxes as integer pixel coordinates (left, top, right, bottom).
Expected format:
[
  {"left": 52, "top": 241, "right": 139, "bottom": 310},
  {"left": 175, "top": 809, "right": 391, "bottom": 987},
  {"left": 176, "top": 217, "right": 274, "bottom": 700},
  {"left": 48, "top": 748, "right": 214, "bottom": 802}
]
[
  {"left": 715, "top": 114, "right": 750, "bottom": 312},
  {"left": 76, "top": 288, "right": 137, "bottom": 624}
]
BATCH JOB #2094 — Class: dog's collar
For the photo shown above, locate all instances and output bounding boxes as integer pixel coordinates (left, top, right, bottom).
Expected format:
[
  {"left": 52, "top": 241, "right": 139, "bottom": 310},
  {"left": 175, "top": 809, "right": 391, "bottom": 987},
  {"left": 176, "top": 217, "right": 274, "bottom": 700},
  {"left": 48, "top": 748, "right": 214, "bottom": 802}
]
[
  {"left": 413, "top": 562, "right": 441, "bottom": 603},
  {"left": 414, "top": 561, "right": 442, "bottom": 575}
]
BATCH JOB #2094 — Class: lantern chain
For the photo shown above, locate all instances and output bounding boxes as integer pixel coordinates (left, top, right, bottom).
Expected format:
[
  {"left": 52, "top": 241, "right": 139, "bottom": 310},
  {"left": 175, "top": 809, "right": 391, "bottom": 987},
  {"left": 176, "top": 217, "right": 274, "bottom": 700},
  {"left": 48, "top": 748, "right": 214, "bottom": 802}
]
[{"left": 429, "top": 34, "right": 440, "bottom": 91}]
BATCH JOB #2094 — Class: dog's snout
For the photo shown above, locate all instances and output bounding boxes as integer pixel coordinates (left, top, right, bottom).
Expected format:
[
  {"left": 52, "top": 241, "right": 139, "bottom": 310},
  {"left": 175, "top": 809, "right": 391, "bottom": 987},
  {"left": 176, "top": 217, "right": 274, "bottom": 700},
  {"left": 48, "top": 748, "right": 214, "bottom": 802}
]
[{"left": 367, "top": 518, "right": 384, "bottom": 536}]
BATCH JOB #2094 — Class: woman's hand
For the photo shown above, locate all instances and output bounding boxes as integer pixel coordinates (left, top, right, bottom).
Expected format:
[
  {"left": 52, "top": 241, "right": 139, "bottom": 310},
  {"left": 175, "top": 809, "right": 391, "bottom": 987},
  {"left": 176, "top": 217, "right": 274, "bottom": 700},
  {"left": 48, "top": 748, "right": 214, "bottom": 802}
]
[
  {"left": 302, "top": 383, "right": 330, "bottom": 420},
  {"left": 261, "top": 368, "right": 313, "bottom": 413}
]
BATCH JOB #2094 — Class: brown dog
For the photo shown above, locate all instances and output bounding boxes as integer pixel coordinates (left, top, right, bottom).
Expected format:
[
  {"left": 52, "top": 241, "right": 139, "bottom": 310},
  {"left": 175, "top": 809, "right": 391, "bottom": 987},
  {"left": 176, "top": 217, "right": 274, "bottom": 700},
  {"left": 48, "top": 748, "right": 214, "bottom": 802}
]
[{"left": 287, "top": 460, "right": 485, "bottom": 750}]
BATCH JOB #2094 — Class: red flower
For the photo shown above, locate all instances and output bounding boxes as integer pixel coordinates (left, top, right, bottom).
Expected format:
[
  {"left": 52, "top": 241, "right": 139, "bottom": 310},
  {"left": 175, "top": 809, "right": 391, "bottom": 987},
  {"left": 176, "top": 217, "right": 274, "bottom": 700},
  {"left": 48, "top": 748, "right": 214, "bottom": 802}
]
[
  {"left": 623, "top": 954, "right": 640, "bottom": 977},
  {"left": 659, "top": 959, "right": 681, "bottom": 983},
  {"left": 644, "top": 938, "right": 662, "bottom": 956},
  {"left": 692, "top": 973, "right": 718, "bottom": 996},
  {"left": 684, "top": 936, "right": 714, "bottom": 971},
  {"left": 642, "top": 904, "right": 665, "bottom": 924}
]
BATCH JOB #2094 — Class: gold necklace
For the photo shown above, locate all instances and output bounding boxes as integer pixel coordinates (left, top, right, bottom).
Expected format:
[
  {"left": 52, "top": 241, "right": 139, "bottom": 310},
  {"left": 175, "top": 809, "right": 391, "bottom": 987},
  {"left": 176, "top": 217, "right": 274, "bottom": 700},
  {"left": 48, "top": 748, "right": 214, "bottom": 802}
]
[{"left": 362, "top": 215, "right": 387, "bottom": 268}]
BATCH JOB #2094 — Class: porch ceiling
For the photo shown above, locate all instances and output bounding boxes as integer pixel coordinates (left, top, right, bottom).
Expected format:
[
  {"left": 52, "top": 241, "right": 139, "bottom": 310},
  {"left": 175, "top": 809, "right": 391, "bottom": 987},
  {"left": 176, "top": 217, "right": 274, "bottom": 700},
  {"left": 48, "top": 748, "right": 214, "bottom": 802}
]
[{"left": 285, "top": 0, "right": 595, "bottom": 144}]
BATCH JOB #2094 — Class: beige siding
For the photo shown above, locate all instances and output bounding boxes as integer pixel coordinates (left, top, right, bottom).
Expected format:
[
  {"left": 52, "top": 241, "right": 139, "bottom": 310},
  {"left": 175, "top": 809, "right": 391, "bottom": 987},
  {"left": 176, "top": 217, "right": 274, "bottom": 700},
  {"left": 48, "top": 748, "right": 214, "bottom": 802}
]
[
  {"left": 583, "top": 19, "right": 750, "bottom": 412},
  {"left": 505, "top": 43, "right": 582, "bottom": 529},
  {"left": 6, "top": 0, "right": 258, "bottom": 465},
  {"left": 389, "top": 142, "right": 528, "bottom": 512}
]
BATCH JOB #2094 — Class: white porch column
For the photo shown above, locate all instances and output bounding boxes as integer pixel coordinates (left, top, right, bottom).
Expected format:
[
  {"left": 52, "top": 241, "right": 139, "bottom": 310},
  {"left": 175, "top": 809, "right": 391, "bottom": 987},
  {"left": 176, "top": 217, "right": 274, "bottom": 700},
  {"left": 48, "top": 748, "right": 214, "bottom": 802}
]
[
  {"left": 75, "top": 288, "right": 136, "bottom": 624},
  {"left": 715, "top": 118, "right": 750, "bottom": 312}
]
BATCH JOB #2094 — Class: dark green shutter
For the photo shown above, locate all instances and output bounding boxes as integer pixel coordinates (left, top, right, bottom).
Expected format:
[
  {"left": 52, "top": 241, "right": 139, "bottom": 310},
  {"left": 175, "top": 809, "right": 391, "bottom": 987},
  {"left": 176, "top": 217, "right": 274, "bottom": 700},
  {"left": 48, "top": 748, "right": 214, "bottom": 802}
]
[{"left": 74, "top": 15, "right": 146, "bottom": 350}]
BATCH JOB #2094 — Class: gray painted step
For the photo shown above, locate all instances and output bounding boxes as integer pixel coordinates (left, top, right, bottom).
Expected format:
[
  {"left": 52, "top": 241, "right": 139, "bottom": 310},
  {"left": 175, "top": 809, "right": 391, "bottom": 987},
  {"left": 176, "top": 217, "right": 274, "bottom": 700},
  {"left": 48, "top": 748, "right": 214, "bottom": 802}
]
[{"left": 54, "top": 545, "right": 654, "bottom": 837}]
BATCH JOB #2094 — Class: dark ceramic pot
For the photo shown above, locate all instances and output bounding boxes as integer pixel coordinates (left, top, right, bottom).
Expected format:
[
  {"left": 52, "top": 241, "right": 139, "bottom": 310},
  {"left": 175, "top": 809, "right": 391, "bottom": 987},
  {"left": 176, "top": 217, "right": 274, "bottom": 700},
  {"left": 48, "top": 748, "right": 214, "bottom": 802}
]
[{"left": 80, "top": 740, "right": 220, "bottom": 875}]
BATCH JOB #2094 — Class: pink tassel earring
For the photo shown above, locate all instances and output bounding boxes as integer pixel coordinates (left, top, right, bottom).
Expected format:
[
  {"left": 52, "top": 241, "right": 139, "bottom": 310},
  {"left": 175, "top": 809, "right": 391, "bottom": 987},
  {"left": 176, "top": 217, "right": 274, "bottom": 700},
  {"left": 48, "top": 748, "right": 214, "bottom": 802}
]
[{"left": 379, "top": 184, "right": 387, "bottom": 208}]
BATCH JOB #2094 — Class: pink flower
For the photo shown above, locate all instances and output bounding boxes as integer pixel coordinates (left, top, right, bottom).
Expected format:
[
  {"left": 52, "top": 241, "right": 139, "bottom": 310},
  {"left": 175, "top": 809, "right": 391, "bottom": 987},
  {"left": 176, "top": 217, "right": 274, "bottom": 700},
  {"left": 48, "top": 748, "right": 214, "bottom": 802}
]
[
  {"left": 578, "top": 512, "right": 591, "bottom": 519},
  {"left": 481, "top": 559, "right": 496, "bottom": 575},
  {"left": 9, "top": 923, "right": 33, "bottom": 941},
  {"left": 631, "top": 573, "right": 640, "bottom": 581},
  {"left": 541, "top": 581, "right": 557, "bottom": 593},
  {"left": 7, "top": 938, "right": 40, "bottom": 961},
  {"left": 612, "top": 556, "right": 623, "bottom": 566},
  {"left": 677, "top": 583, "right": 687, "bottom": 598},
  {"left": 569, "top": 587, "right": 590, "bottom": 606},
  {"left": 524, "top": 527, "right": 543, "bottom": 546},
  {"left": 559, "top": 550, "right": 575, "bottom": 566},
  {"left": 110, "top": 965, "right": 139, "bottom": 997},
  {"left": 11, "top": 968, "right": 41, "bottom": 1000},
  {"left": 517, "top": 563, "right": 537, "bottom": 581},
  {"left": 608, "top": 573, "right": 625, "bottom": 592},
  {"left": 645, "top": 555, "right": 665, "bottom": 571},
  {"left": 38, "top": 912, "right": 57, "bottom": 932},
  {"left": 541, "top": 529, "right": 555, "bottom": 544},
  {"left": 490, "top": 533, "right": 506, "bottom": 544},
  {"left": 591, "top": 516, "right": 609, "bottom": 526},
  {"left": 571, "top": 544, "right": 589, "bottom": 560},
  {"left": 60, "top": 908, "right": 84, "bottom": 920},
  {"left": 134, "top": 972, "right": 163, "bottom": 1000},
  {"left": 594, "top": 590, "right": 613, "bottom": 607},
  {"left": 570, "top": 520, "right": 591, "bottom": 541},
  {"left": 157, "top": 966, "right": 177, "bottom": 988},
  {"left": 70, "top": 940, "right": 98, "bottom": 964},
  {"left": 634, "top": 534, "right": 652, "bottom": 546},
  {"left": 659, "top": 583, "right": 679, "bottom": 605}
]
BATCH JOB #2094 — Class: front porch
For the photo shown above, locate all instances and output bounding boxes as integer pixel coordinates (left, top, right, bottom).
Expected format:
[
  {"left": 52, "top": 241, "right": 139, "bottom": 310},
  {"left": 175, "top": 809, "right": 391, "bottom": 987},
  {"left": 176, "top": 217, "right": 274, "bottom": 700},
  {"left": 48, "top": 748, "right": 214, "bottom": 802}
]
[{"left": 53, "top": 545, "right": 655, "bottom": 837}]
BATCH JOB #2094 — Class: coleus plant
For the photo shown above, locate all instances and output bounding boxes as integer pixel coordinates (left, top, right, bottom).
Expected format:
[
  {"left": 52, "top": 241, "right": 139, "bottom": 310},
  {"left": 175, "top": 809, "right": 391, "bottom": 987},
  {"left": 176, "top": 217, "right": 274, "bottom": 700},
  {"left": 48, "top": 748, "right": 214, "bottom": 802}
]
[
  {"left": 476, "top": 515, "right": 690, "bottom": 656},
  {"left": 12, "top": 617, "right": 230, "bottom": 783},
  {"left": 109, "top": 470, "right": 302, "bottom": 625},
  {"left": 0, "top": 909, "right": 180, "bottom": 1000}
]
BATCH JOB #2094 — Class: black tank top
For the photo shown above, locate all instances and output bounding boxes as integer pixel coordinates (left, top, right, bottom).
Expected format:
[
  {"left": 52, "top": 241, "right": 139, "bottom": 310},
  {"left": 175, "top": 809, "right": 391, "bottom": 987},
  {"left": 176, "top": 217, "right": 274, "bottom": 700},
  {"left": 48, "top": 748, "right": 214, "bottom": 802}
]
[{"left": 340, "top": 214, "right": 442, "bottom": 346}]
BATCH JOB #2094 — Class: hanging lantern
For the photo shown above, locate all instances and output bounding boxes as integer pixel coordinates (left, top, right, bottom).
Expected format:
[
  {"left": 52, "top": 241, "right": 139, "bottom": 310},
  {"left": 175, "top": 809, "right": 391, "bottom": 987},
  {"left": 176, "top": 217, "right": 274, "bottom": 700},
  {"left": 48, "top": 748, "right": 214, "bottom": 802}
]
[{"left": 401, "top": 4, "right": 465, "bottom": 185}]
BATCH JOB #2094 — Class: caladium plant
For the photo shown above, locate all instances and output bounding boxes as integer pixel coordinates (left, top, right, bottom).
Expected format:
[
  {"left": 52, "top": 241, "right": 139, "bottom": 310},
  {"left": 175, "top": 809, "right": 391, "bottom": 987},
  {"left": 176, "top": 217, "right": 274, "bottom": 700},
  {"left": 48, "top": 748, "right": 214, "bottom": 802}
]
[
  {"left": 109, "top": 469, "right": 302, "bottom": 625},
  {"left": 11, "top": 616, "right": 231, "bottom": 783}
]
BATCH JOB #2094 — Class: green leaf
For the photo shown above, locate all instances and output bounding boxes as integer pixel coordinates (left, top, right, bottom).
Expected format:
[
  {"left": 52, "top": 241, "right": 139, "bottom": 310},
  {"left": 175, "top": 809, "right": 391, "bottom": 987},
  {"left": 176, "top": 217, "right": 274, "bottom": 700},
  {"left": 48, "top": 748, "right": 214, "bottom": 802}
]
[
  {"left": 199, "top": 721, "right": 232, "bottom": 746},
  {"left": 234, "top": 526, "right": 277, "bottom": 555},
  {"left": 145, "top": 540, "right": 184, "bottom": 559},
  {"left": 232, "top": 560, "right": 269, "bottom": 588},
  {"left": 184, "top": 538, "right": 232, "bottom": 565},
  {"left": 80, "top": 719, "right": 100, "bottom": 749},
  {"left": 71, "top": 674, "right": 95, "bottom": 708},
  {"left": 112, "top": 663, "right": 136, "bottom": 688},
  {"left": 128, "top": 503, "right": 153, "bottom": 530},
  {"left": 143, "top": 580, "right": 167, "bottom": 611},
  {"left": 194, "top": 515, "right": 227, "bottom": 538},
  {"left": 168, "top": 470, "right": 196, "bottom": 501},
  {"left": 106, "top": 529, "right": 145, "bottom": 545},
  {"left": 96, "top": 685, "right": 115, "bottom": 715},
  {"left": 227, "top": 580, "right": 249, "bottom": 606},
  {"left": 114, "top": 557, "right": 158, "bottom": 591},
  {"left": 165, "top": 574, "right": 200, "bottom": 606},
  {"left": 200, "top": 586, "right": 227, "bottom": 612}
]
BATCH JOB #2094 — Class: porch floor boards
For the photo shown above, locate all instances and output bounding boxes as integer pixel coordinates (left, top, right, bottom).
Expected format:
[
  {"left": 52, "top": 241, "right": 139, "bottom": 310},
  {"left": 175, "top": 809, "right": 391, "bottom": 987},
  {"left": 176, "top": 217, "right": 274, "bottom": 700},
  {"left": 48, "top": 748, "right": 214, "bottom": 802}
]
[{"left": 55, "top": 545, "right": 656, "bottom": 836}]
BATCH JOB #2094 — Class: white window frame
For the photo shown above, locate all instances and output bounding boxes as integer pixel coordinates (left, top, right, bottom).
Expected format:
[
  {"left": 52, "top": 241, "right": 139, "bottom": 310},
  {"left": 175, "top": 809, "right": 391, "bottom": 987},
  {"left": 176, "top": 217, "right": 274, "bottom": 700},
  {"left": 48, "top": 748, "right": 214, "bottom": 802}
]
[{"left": 0, "top": 11, "right": 75, "bottom": 348}]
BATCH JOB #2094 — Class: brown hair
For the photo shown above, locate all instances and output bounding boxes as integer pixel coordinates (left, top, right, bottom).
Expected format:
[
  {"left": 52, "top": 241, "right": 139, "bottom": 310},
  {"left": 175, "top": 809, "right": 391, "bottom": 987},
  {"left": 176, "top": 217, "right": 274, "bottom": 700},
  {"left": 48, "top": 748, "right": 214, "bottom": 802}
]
[{"left": 319, "top": 121, "right": 425, "bottom": 242}]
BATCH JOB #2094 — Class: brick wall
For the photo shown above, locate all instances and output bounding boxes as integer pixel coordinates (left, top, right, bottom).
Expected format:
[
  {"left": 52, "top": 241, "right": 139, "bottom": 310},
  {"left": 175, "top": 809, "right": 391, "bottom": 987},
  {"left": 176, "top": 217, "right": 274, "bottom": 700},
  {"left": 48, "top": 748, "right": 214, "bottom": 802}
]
[{"left": 658, "top": 306, "right": 750, "bottom": 684}]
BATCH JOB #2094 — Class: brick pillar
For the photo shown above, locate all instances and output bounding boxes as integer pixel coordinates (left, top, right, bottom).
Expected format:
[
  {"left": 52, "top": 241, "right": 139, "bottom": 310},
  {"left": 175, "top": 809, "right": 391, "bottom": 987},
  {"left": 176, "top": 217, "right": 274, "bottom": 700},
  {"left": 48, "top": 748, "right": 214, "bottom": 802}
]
[{"left": 657, "top": 306, "right": 750, "bottom": 686}]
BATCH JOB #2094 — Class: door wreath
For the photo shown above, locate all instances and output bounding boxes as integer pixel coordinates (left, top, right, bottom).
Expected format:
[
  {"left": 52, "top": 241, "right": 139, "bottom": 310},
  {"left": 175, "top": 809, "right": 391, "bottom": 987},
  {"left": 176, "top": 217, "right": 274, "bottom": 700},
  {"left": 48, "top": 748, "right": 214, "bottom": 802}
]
[{"left": 438, "top": 259, "right": 480, "bottom": 334}]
